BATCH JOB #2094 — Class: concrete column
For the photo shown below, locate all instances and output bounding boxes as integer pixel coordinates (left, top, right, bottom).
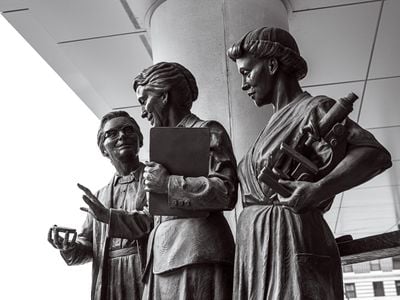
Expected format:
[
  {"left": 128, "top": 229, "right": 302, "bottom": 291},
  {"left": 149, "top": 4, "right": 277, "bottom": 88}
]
[{"left": 149, "top": 0, "right": 289, "bottom": 230}]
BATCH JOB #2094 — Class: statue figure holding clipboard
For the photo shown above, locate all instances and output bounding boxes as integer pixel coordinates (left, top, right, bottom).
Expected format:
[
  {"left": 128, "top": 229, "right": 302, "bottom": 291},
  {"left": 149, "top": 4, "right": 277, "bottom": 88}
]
[{"left": 133, "top": 62, "right": 238, "bottom": 300}]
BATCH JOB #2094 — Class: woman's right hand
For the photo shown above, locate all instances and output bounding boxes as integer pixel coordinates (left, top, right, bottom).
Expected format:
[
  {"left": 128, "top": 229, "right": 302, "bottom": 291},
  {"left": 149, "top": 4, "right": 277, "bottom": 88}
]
[{"left": 277, "top": 179, "right": 326, "bottom": 213}]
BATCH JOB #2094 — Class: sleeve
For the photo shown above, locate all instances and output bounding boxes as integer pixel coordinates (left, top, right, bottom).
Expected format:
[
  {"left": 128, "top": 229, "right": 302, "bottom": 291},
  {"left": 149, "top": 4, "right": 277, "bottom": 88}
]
[
  {"left": 309, "top": 97, "right": 391, "bottom": 170},
  {"left": 345, "top": 118, "right": 390, "bottom": 152},
  {"left": 108, "top": 208, "right": 153, "bottom": 240},
  {"left": 108, "top": 178, "right": 153, "bottom": 239},
  {"left": 167, "top": 121, "right": 238, "bottom": 211},
  {"left": 60, "top": 214, "right": 93, "bottom": 266}
]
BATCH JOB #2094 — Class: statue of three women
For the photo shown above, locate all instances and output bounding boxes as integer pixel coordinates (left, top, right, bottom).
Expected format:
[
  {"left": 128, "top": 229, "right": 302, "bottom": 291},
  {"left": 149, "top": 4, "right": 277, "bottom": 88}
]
[{"left": 49, "top": 26, "right": 392, "bottom": 300}]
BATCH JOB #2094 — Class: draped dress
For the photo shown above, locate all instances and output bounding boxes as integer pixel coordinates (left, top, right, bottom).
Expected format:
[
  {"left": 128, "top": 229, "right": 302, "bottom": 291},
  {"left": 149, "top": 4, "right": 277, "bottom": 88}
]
[{"left": 233, "top": 92, "right": 388, "bottom": 300}]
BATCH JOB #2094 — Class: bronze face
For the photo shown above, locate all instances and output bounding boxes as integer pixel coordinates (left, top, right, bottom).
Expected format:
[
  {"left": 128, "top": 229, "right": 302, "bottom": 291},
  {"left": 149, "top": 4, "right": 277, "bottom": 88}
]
[
  {"left": 136, "top": 85, "right": 168, "bottom": 127},
  {"left": 235, "top": 54, "right": 275, "bottom": 107},
  {"left": 102, "top": 116, "right": 140, "bottom": 162}
]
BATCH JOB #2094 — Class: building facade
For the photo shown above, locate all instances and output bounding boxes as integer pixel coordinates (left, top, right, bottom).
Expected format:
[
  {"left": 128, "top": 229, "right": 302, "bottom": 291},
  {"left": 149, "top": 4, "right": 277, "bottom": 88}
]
[{"left": 344, "top": 257, "right": 400, "bottom": 299}]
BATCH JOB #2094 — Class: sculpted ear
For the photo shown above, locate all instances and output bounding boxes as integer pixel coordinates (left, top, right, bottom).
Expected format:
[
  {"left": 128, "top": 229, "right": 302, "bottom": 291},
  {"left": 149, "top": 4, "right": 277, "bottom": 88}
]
[
  {"left": 268, "top": 57, "right": 279, "bottom": 75},
  {"left": 161, "top": 92, "right": 168, "bottom": 105}
]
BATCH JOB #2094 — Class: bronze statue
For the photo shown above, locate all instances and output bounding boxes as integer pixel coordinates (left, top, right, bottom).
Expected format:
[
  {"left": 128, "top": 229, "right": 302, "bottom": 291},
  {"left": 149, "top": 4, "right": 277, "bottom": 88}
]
[
  {"left": 133, "top": 62, "right": 238, "bottom": 300},
  {"left": 48, "top": 111, "right": 153, "bottom": 300},
  {"left": 227, "top": 27, "right": 392, "bottom": 299}
]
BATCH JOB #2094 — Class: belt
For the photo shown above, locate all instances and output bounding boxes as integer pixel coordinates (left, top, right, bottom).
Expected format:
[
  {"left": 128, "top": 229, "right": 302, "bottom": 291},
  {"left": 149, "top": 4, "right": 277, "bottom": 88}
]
[
  {"left": 155, "top": 215, "right": 189, "bottom": 225},
  {"left": 243, "top": 198, "right": 282, "bottom": 208},
  {"left": 108, "top": 246, "right": 138, "bottom": 259}
]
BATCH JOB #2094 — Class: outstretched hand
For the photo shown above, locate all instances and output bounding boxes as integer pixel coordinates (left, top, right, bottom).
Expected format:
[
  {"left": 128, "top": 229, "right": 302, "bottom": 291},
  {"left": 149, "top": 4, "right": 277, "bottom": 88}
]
[
  {"left": 78, "top": 183, "right": 110, "bottom": 223},
  {"left": 277, "top": 179, "right": 326, "bottom": 213},
  {"left": 143, "top": 161, "right": 170, "bottom": 194}
]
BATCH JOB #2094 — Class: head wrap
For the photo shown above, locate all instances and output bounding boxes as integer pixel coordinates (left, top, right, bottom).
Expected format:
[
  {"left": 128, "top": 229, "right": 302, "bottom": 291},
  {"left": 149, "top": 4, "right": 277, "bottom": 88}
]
[{"left": 227, "top": 27, "right": 307, "bottom": 80}]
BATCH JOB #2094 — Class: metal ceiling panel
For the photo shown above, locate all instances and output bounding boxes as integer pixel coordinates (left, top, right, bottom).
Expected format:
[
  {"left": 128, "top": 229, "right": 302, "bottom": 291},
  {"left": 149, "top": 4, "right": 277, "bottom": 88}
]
[
  {"left": 359, "top": 77, "right": 400, "bottom": 128},
  {"left": 341, "top": 188, "right": 396, "bottom": 212},
  {"left": 291, "top": 0, "right": 378, "bottom": 12},
  {"left": 59, "top": 34, "right": 152, "bottom": 110},
  {"left": 334, "top": 186, "right": 398, "bottom": 238},
  {"left": 330, "top": 194, "right": 344, "bottom": 209},
  {"left": 3, "top": 9, "right": 110, "bottom": 117},
  {"left": 0, "top": 0, "right": 27, "bottom": 12},
  {"left": 28, "top": 0, "right": 137, "bottom": 42},
  {"left": 290, "top": 1, "right": 380, "bottom": 86},
  {"left": 369, "top": 0, "right": 400, "bottom": 79}
]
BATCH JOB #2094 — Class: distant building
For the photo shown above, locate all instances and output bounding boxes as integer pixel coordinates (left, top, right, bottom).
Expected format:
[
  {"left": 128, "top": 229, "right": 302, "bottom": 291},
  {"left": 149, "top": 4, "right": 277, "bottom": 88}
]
[{"left": 343, "top": 256, "right": 400, "bottom": 299}]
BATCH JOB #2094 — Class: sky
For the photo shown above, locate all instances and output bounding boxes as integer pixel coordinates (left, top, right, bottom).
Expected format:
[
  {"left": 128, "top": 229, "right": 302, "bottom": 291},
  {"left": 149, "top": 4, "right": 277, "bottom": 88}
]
[{"left": 0, "top": 15, "right": 114, "bottom": 299}]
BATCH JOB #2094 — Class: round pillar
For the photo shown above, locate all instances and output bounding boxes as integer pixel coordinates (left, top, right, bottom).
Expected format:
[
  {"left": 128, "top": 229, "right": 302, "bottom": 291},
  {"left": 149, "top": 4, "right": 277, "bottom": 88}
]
[
  {"left": 150, "top": 0, "right": 288, "bottom": 158},
  {"left": 149, "top": 0, "right": 289, "bottom": 229}
]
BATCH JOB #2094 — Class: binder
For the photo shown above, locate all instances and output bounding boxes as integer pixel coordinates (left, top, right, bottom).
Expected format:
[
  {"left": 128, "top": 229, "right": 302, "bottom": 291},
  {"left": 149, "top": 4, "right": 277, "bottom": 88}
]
[{"left": 149, "top": 127, "right": 210, "bottom": 217}]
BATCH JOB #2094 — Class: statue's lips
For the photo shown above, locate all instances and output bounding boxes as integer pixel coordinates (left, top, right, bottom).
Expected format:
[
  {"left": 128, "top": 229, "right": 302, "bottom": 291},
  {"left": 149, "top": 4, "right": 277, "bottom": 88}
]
[
  {"left": 116, "top": 144, "right": 134, "bottom": 150},
  {"left": 248, "top": 91, "right": 255, "bottom": 99}
]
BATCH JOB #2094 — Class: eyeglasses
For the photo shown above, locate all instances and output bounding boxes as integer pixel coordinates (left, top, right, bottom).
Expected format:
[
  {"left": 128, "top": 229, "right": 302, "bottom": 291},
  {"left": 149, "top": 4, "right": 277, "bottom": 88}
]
[{"left": 104, "top": 125, "right": 137, "bottom": 140}]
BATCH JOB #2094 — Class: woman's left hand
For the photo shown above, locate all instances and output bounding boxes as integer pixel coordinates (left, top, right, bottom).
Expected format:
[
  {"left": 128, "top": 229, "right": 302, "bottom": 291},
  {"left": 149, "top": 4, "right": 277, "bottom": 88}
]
[
  {"left": 277, "top": 179, "right": 327, "bottom": 213},
  {"left": 143, "top": 161, "right": 170, "bottom": 194}
]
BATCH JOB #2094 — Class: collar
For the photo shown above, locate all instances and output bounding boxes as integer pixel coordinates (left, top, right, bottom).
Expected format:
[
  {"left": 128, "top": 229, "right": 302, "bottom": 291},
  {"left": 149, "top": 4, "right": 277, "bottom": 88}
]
[
  {"left": 176, "top": 113, "right": 200, "bottom": 127},
  {"left": 113, "top": 163, "right": 144, "bottom": 185}
]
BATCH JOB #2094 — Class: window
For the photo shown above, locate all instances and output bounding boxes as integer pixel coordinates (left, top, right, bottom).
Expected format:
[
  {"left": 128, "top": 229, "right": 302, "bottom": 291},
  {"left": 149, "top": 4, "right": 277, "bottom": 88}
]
[
  {"left": 345, "top": 283, "right": 356, "bottom": 298},
  {"left": 395, "top": 281, "right": 400, "bottom": 296},
  {"left": 370, "top": 260, "right": 381, "bottom": 271},
  {"left": 373, "top": 281, "right": 385, "bottom": 297},
  {"left": 343, "top": 264, "right": 353, "bottom": 273},
  {"left": 393, "top": 256, "right": 400, "bottom": 269}
]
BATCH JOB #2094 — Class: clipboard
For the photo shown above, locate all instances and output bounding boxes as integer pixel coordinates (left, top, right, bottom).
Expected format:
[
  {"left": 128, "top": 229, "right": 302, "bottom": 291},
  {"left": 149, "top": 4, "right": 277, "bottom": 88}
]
[{"left": 149, "top": 127, "right": 210, "bottom": 217}]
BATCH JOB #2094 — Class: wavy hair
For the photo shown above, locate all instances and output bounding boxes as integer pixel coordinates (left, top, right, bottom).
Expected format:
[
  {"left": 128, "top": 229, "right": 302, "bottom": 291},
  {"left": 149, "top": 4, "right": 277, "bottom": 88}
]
[
  {"left": 227, "top": 27, "right": 307, "bottom": 80},
  {"left": 133, "top": 62, "right": 198, "bottom": 111}
]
